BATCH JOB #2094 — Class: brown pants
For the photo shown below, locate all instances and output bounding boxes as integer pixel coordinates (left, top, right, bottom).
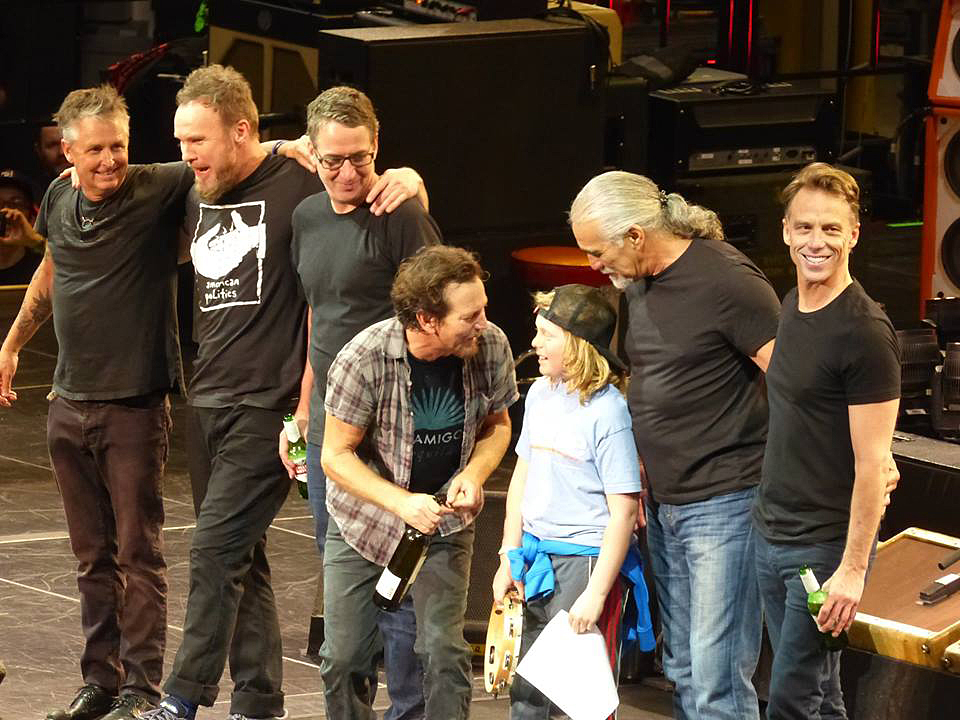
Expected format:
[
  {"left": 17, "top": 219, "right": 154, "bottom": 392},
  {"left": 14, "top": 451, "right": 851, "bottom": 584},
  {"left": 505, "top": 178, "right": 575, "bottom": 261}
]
[{"left": 47, "top": 393, "right": 170, "bottom": 701}]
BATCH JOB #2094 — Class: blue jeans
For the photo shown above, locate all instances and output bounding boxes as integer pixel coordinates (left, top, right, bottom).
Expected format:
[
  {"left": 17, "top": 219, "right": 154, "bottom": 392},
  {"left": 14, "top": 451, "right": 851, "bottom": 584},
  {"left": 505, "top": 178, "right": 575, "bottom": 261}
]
[
  {"left": 307, "top": 443, "right": 424, "bottom": 720},
  {"left": 754, "top": 534, "right": 847, "bottom": 720},
  {"left": 321, "top": 518, "right": 473, "bottom": 720},
  {"left": 646, "top": 486, "right": 761, "bottom": 720}
]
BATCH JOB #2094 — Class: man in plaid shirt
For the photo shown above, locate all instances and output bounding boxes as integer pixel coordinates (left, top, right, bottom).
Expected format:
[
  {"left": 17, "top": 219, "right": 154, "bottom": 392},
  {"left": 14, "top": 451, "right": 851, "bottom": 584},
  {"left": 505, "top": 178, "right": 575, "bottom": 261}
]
[{"left": 320, "top": 245, "right": 518, "bottom": 719}]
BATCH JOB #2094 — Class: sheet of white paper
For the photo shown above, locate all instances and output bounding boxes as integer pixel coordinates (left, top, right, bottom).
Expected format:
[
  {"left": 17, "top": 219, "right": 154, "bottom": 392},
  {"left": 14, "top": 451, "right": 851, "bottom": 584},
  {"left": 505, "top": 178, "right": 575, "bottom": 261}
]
[{"left": 515, "top": 609, "right": 619, "bottom": 720}]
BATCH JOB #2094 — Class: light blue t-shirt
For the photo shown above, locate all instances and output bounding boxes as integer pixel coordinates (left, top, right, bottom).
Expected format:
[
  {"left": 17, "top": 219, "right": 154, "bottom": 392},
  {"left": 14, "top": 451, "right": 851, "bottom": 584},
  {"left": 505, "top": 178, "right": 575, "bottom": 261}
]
[{"left": 516, "top": 378, "right": 644, "bottom": 546}]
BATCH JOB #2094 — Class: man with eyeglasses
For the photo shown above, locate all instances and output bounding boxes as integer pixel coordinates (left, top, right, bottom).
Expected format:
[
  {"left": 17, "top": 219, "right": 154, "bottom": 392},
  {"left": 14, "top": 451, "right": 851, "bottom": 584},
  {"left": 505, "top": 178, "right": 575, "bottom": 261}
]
[
  {"left": 278, "top": 85, "right": 439, "bottom": 720},
  {"left": 144, "top": 66, "right": 428, "bottom": 720}
]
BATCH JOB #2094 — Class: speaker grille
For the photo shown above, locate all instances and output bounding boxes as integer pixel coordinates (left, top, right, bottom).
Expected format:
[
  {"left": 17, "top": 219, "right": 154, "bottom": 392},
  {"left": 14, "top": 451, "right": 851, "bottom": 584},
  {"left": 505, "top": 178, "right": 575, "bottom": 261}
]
[
  {"left": 945, "top": 128, "right": 960, "bottom": 198},
  {"left": 942, "top": 218, "right": 960, "bottom": 292}
]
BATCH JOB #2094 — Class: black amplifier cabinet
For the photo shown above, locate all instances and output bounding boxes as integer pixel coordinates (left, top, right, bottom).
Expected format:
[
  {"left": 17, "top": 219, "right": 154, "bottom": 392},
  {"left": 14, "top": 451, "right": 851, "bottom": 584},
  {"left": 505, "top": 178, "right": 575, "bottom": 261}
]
[
  {"left": 648, "top": 80, "right": 838, "bottom": 187},
  {"left": 317, "top": 19, "right": 605, "bottom": 235}
]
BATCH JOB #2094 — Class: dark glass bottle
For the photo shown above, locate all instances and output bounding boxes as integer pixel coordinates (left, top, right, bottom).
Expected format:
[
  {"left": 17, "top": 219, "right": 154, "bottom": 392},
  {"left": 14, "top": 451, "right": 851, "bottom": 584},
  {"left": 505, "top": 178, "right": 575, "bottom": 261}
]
[
  {"left": 799, "top": 565, "right": 848, "bottom": 651},
  {"left": 373, "top": 493, "right": 447, "bottom": 611}
]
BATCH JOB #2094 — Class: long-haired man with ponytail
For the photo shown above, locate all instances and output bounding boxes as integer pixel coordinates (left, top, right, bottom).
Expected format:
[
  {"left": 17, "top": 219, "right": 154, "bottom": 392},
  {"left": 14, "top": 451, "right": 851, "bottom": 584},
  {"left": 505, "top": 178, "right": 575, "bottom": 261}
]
[{"left": 569, "top": 171, "right": 781, "bottom": 720}]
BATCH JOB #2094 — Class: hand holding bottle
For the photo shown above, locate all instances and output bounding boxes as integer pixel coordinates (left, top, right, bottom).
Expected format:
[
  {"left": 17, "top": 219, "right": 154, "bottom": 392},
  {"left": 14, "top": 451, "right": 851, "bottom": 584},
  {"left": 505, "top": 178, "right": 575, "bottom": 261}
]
[
  {"left": 398, "top": 492, "right": 451, "bottom": 534},
  {"left": 818, "top": 564, "right": 864, "bottom": 637},
  {"left": 278, "top": 414, "right": 307, "bottom": 479}
]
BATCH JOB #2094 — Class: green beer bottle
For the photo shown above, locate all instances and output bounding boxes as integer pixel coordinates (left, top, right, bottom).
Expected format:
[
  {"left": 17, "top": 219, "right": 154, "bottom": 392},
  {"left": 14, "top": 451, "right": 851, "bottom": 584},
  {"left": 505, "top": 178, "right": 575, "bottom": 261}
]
[
  {"left": 282, "top": 413, "right": 309, "bottom": 500},
  {"left": 798, "top": 565, "right": 848, "bottom": 651}
]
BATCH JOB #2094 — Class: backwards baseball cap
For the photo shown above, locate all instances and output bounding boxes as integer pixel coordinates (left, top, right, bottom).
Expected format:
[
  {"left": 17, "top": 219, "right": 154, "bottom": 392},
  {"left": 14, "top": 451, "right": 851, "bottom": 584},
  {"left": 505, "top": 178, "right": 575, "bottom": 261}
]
[
  {"left": 0, "top": 169, "right": 36, "bottom": 206},
  {"left": 539, "top": 284, "right": 627, "bottom": 373}
]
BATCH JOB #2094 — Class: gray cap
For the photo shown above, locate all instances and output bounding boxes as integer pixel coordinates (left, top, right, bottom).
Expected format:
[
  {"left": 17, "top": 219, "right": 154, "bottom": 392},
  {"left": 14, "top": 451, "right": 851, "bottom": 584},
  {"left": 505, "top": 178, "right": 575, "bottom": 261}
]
[{"left": 540, "top": 284, "right": 626, "bottom": 372}]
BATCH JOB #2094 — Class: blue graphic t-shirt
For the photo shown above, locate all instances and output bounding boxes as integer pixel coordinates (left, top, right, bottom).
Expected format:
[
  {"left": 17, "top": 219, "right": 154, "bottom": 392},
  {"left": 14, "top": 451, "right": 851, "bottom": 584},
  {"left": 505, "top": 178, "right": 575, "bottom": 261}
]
[{"left": 407, "top": 351, "right": 465, "bottom": 494}]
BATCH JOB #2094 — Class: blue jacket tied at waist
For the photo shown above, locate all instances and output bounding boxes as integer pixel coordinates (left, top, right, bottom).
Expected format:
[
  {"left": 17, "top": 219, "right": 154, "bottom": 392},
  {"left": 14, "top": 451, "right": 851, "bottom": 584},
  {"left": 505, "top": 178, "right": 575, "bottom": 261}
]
[{"left": 507, "top": 531, "right": 656, "bottom": 652}]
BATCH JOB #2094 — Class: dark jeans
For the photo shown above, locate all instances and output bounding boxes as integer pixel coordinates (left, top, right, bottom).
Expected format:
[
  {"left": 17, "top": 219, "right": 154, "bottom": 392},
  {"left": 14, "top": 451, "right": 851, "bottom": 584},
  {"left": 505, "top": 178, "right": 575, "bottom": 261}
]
[
  {"left": 47, "top": 393, "right": 170, "bottom": 702},
  {"left": 164, "top": 405, "right": 291, "bottom": 718},
  {"left": 321, "top": 518, "right": 473, "bottom": 720},
  {"left": 306, "top": 441, "right": 425, "bottom": 720},
  {"left": 755, "top": 533, "right": 849, "bottom": 720}
]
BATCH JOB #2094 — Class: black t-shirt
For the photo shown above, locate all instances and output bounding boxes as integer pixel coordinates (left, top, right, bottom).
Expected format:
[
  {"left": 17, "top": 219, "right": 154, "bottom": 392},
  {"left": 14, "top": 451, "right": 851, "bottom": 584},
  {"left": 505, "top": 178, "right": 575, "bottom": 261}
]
[
  {"left": 407, "top": 351, "right": 465, "bottom": 494},
  {"left": 623, "top": 237, "right": 781, "bottom": 504},
  {"left": 184, "top": 155, "right": 321, "bottom": 409},
  {"left": 36, "top": 163, "right": 193, "bottom": 400},
  {"left": 290, "top": 193, "right": 440, "bottom": 445},
  {"left": 753, "top": 282, "right": 901, "bottom": 544},
  {"left": 0, "top": 248, "right": 41, "bottom": 285}
]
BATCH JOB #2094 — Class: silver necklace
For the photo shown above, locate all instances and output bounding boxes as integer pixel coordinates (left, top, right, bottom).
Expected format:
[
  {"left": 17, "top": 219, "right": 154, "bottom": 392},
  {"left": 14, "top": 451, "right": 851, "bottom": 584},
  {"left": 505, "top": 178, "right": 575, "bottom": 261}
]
[{"left": 76, "top": 192, "right": 103, "bottom": 230}]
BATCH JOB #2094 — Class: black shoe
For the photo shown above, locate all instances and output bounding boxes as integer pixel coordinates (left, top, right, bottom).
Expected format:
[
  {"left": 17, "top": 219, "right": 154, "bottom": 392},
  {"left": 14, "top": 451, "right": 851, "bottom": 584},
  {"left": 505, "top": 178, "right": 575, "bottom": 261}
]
[
  {"left": 46, "top": 685, "right": 116, "bottom": 720},
  {"left": 100, "top": 694, "right": 156, "bottom": 720}
]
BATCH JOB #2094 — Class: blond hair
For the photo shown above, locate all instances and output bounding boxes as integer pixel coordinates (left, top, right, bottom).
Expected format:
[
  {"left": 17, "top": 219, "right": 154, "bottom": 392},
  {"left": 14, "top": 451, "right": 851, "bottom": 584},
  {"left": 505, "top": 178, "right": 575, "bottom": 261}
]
[
  {"left": 534, "top": 291, "right": 627, "bottom": 404},
  {"left": 176, "top": 64, "right": 259, "bottom": 136},
  {"left": 55, "top": 85, "right": 129, "bottom": 142}
]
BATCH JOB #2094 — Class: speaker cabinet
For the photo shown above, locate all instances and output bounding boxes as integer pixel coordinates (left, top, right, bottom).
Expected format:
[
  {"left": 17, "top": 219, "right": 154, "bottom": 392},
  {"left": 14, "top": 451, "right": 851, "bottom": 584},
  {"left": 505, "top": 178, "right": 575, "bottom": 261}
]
[
  {"left": 921, "top": 107, "right": 960, "bottom": 307},
  {"left": 930, "top": 0, "right": 960, "bottom": 109},
  {"left": 316, "top": 19, "right": 606, "bottom": 236}
]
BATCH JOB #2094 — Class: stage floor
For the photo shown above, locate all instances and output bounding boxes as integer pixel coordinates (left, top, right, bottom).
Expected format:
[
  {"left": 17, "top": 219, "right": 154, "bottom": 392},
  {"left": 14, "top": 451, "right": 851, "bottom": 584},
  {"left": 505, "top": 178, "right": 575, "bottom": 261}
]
[{"left": 0, "top": 287, "right": 673, "bottom": 719}]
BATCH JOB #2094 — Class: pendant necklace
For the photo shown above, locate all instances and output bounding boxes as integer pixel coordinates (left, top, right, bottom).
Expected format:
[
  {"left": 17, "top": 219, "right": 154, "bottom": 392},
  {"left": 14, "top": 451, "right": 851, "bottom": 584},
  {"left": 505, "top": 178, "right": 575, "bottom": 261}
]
[{"left": 76, "top": 192, "right": 104, "bottom": 230}]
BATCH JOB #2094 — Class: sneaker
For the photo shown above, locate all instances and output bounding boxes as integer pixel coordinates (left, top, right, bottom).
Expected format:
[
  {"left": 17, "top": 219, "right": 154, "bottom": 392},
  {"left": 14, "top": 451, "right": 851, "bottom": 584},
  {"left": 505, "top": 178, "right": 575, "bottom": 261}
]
[
  {"left": 101, "top": 694, "right": 156, "bottom": 720},
  {"left": 226, "top": 711, "right": 288, "bottom": 720},
  {"left": 46, "top": 685, "right": 116, "bottom": 720},
  {"left": 141, "top": 696, "right": 196, "bottom": 720}
]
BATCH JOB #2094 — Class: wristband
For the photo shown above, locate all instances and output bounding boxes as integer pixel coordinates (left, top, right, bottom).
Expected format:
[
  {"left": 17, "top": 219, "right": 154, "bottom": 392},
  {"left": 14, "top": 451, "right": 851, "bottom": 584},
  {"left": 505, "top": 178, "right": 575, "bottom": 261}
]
[{"left": 271, "top": 140, "right": 286, "bottom": 156}]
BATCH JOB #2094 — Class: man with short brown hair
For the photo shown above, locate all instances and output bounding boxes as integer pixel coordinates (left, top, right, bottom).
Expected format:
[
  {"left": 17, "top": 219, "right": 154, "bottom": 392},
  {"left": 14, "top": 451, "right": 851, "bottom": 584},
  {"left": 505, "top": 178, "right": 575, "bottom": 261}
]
[
  {"left": 754, "top": 163, "right": 900, "bottom": 719},
  {"left": 319, "top": 245, "right": 517, "bottom": 720}
]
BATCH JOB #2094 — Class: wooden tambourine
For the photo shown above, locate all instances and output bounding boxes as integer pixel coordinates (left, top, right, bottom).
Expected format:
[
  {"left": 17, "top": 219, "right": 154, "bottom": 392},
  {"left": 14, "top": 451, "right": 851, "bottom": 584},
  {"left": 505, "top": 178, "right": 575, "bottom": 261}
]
[{"left": 484, "top": 589, "right": 524, "bottom": 697}]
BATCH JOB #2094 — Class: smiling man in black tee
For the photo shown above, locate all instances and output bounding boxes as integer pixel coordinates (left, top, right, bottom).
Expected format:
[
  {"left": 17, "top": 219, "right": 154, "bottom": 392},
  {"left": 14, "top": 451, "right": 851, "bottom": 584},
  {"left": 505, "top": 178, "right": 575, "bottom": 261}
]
[{"left": 753, "top": 163, "right": 900, "bottom": 720}]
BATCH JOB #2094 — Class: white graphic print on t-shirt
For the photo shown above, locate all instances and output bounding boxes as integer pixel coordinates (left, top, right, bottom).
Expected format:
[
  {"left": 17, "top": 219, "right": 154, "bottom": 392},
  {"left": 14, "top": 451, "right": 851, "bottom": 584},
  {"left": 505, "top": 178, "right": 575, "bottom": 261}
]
[{"left": 190, "top": 201, "right": 266, "bottom": 312}]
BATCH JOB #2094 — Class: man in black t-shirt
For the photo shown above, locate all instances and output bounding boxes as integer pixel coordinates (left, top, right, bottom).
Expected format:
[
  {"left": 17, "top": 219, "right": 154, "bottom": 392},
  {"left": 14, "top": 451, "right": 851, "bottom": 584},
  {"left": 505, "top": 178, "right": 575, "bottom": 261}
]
[
  {"left": 0, "top": 86, "right": 191, "bottom": 720},
  {"left": 570, "top": 171, "right": 781, "bottom": 720},
  {"left": 0, "top": 169, "right": 43, "bottom": 285},
  {"left": 148, "top": 66, "right": 429, "bottom": 720},
  {"left": 753, "top": 164, "right": 900, "bottom": 719},
  {"left": 280, "top": 86, "right": 439, "bottom": 720}
]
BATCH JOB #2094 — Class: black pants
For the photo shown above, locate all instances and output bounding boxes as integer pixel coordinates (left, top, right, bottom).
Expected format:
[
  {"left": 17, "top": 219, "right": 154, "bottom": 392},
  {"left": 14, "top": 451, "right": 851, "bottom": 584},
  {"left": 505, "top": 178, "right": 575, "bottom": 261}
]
[
  {"left": 164, "top": 405, "right": 291, "bottom": 718},
  {"left": 47, "top": 394, "right": 170, "bottom": 702}
]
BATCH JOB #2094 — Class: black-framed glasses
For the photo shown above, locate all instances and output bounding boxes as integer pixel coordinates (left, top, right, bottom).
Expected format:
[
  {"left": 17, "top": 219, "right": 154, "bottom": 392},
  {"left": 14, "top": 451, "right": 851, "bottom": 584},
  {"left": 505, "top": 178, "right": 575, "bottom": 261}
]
[{"left": 316, "top": 151, "right": 375, "bottom": 171}]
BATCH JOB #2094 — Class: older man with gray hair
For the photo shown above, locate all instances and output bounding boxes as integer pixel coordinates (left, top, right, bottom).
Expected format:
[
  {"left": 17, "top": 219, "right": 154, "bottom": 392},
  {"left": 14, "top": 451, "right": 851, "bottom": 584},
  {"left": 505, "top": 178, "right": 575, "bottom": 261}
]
[
  {"left": 0, "top": 84, "right": 191, "bottom": 720},
  {"left": 570, "top": 171, "right": 781, "bottom": 720}
]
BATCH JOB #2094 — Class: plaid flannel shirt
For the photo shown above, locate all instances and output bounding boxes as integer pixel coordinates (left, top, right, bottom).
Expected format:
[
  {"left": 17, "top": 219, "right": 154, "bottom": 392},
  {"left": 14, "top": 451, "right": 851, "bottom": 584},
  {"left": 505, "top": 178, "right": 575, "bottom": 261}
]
[{"left": 325, "top": 316, "right": 519, "bottom": 565}]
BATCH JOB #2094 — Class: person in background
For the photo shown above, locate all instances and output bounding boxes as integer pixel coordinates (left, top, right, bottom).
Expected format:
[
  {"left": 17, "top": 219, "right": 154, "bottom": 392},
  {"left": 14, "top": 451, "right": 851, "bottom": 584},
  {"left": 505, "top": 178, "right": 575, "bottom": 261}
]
[{"left": 0, "top": 168, "right": 43, "bottom": 284}]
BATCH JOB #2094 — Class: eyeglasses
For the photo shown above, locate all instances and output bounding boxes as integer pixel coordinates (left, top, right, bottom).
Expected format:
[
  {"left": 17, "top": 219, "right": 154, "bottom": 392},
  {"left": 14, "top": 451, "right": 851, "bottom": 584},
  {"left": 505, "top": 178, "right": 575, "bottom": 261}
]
[{"left": 316, "top": 151, "right": 375, "bottom": 171}]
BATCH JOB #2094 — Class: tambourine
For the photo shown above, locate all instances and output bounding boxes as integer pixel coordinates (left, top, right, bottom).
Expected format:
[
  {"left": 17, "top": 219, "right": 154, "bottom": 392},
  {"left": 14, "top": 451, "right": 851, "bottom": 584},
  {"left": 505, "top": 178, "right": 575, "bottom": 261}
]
[{"left": 484, "top": 589, "right": 524, "bottom": 697}]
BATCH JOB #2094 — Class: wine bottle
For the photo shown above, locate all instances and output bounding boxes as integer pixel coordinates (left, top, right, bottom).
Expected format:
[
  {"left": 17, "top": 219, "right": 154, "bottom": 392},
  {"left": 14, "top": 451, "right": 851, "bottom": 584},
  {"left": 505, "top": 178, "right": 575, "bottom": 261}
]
[
  {"left": 373, "top": 493, "right": 448, "bottom": 611},
  {"left": 798, "top": 565, "right": 848, "bottom": 651},
  {"left": 282, "top": 413, "right": 309, "bottom": 500}
]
